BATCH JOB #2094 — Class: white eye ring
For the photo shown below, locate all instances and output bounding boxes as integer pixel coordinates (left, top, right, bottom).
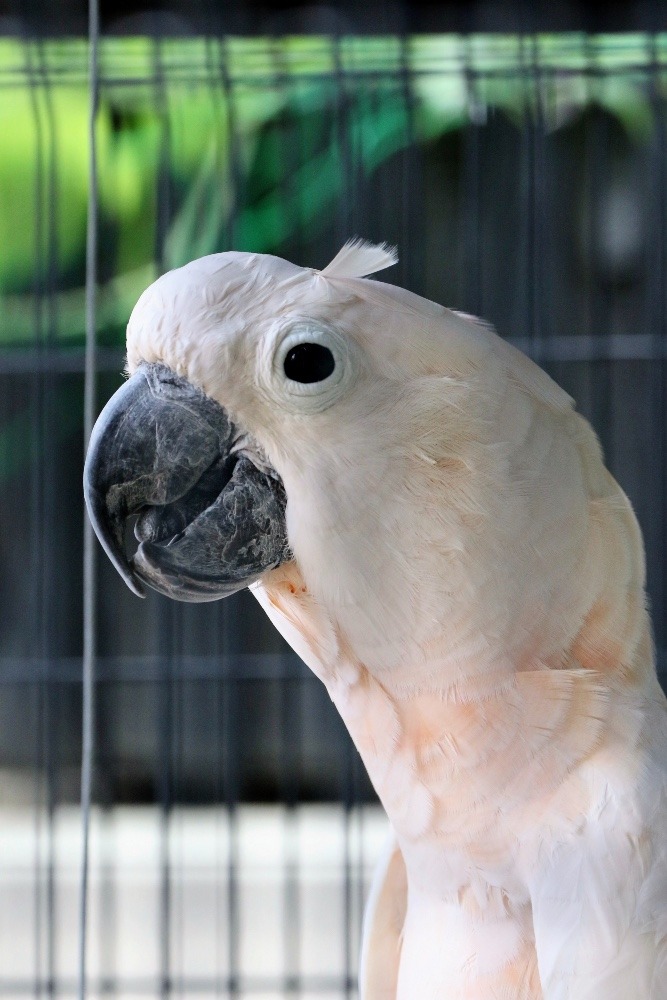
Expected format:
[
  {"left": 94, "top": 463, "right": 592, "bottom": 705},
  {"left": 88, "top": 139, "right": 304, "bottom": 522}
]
[{"left": 261, "top": 319, "right": 355, "bottom": 413}]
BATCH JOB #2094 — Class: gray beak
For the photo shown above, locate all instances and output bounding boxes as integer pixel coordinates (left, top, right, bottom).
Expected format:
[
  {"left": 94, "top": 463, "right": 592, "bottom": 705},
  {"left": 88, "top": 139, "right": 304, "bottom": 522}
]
[{"left": 84, "top": 363, "right": 290, "bottom": 602}]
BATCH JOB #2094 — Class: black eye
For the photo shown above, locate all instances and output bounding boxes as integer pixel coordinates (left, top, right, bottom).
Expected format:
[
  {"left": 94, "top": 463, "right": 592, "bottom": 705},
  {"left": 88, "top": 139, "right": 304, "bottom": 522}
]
[{"left": 283, "top": 342, "right": 335, "bottom": 384}]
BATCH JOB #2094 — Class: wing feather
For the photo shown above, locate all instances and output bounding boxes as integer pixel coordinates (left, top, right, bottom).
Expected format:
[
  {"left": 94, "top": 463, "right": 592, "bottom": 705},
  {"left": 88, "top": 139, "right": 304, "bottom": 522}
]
[{"left": 359, "top": 828, "right": 407, "bottom": 1000}]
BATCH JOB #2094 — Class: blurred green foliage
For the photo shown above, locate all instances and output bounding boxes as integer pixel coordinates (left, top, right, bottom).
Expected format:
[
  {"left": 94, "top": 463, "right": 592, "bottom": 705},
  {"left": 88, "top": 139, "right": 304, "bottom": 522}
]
[{"left": 0, "top": 32, "right": 665, "bottom": 350}]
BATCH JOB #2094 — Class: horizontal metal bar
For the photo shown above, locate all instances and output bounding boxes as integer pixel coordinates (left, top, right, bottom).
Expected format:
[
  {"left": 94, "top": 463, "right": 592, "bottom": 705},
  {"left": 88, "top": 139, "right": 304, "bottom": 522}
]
[
  {"left": 0, "top": 347, "right": 125, "bottom": 375},
  {"left": 0, "top": 975, "right": 358, "bottom": 995},
  {"left": 507, "top": 332, "right": 667, "bottom": 363},
  {"left": 0, "top": 54, "right": 665, "bottom": 88},
  {"left": 0, "top": 652, "right": 310, "bottom": 683}
]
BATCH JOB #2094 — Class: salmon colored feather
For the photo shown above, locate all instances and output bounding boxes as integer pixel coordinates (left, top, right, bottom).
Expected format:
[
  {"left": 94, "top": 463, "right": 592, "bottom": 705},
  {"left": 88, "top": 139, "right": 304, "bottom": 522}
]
[{"left": 127, "top": 242, "right": 667, "bottom": 999}]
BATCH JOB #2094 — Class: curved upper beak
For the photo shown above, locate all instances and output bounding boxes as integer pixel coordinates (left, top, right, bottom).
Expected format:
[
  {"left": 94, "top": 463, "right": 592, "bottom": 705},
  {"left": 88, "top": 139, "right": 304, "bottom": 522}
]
[{"left": 83, "top": 363, "right": 290, "bottom": 602}]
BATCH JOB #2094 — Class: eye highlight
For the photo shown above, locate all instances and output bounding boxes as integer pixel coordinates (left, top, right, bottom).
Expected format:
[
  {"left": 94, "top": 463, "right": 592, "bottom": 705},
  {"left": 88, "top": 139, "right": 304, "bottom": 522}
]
[{"left": 283, "top": 342, "right": 335, "bottom": 384}]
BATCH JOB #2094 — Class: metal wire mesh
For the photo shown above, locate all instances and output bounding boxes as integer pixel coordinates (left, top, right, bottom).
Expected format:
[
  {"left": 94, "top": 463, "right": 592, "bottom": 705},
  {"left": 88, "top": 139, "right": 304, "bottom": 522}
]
[{"left": 0, "top": 27, "right": 666, "bottom": 1000}]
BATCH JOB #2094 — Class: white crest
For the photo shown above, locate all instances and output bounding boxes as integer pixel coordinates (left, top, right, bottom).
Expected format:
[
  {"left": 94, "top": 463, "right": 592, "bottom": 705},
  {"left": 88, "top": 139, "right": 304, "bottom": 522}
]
[{"left": 319, "top": 238, "right": 398, "bottom": 280}]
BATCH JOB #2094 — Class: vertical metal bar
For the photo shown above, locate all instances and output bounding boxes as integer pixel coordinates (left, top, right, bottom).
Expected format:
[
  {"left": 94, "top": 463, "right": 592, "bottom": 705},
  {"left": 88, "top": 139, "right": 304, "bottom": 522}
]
[
  {"left": 36, "top": 36, "right": 60, "bottom": 999},
  {"left": 168, "top": 610, "right": 184, "bottom": 1000},
  {"left": 196, "top": 48, "right": 234, "bottom": 997},
  {"left": 158, "top": 649, "right": 173, "bottom": 1000},
  {"left": 213, "top": 37, "right": 236, "bottom": 998},
  {"left": 211, "top": 637, "right": 226, "bottom": 998},
  {"left": 517, "top": 35, "right": 535, "bottom": 347},
  {"left": 332, "top": 35, "right": 354, "bottom": 250},
  {"left": 218, "top": 34, "right": 244, "bottom": 255},
  {"left": 330, "top": 43, "right": 358, "bottom": 997},
  {"left": 280, "top": 665, "right": 300, "bottom": 995},
  {"left": 398, "top": 32, "right": 419, "bottom": 292},
  {"left": 582, "top": 38, "right": 613, "bottom": 455},
  {"left": 22, "top": 30, "right": 47, "bottom": 1000},
  {"left": 151, "top": 33, "right": 177, "bottom": 999},
  {"left": 461, "top": 38, "right": 482, "bottom": 317},
  {"left": 268, "top": 39, "right": 303, "bottom": 997},
  {"left": 658, "top": 43, "right": 667, "bottom": 689},
  {"left": 536, "top": 42, "right": 555, "bottom": 359},
  {"left": 98, "top": 808, "right": 115, "bottom": 997},
  {"left": 342, "top": 737, "right": 356, "bottom": 999},
  {"left": 356, "top": 794, "right": 366, "bottom": 997},
  {"left": 221, "top": 641, "right": 241, "bottom": 999},
  {"left": 528, "top": 35, "right": 547, "bottom": 354},
  {"left": 207, "top": 37, "right": 230, "bottom": 998},
  {"left": 79, "top": 0, "right": 100, "bottom": 997},
  {"left": 218, "top": 659, "right": 240, "bottom": 999},
  {"left": 648, "top": 35, "right": 667, "bottom": 684},
  {"left": 218, "top": 38, "right": 243, "bottom": 997},
  {"left": 526, "top": 36, "right": 538, "bottom": 349}
]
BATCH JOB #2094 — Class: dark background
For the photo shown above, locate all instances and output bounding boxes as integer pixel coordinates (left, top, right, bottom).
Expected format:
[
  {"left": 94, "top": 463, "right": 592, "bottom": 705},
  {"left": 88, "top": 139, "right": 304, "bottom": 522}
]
[{"left": 0, "top": 0, "right": 665, "bottom": 37}]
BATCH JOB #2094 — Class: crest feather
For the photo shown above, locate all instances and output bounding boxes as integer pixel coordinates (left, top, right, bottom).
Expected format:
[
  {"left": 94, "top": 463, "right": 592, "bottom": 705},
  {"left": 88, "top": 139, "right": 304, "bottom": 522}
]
[{"left": 319, "top": 238, "right": 398, "bottom": 280}]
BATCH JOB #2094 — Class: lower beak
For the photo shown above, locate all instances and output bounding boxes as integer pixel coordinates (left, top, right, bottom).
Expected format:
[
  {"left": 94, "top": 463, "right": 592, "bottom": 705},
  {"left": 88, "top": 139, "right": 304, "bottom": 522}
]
[{"left": 83, "top": 362, "right": 290, "bottom": 601}]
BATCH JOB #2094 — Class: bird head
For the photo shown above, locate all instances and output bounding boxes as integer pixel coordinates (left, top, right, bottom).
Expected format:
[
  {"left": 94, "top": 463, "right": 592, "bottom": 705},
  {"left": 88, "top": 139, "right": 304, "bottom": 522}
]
[{"left": 85, "top": 241, "right": 646, "bottom": 681}]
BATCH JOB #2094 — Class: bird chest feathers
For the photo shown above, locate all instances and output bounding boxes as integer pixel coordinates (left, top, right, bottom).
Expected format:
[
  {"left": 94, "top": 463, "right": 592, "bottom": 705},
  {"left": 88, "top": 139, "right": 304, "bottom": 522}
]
[
  {"left": 257, "top": 560, "right": 644, "bottom": 859},
  {"left": 259, "top": 562, "right": 667, "bottom": 1000}
]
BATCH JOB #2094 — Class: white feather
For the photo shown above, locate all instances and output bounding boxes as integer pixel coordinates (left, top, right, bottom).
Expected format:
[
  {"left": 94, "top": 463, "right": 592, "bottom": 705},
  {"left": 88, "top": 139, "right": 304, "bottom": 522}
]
[
  {"left": 319, "top": 237, "right": 398, "bottom": 279},
  {"left": 124, "top": 245, "right": 667, "bottom": 999}
]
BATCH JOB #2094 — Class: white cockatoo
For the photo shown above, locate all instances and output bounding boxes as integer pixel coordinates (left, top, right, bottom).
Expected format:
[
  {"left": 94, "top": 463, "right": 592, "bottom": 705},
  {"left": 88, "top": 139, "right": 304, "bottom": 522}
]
[{"left": 85, "top": 240, "right": 667, "bottom": 999}]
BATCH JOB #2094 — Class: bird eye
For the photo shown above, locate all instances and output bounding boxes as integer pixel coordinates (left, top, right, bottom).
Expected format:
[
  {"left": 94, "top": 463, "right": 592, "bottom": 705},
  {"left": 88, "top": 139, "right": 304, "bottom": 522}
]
[
  {"left": 263, "top": 319, "right": 355, "bottom": 413},
  {"left": 283, "top": 342, "right": 335, "bottom": 384}
]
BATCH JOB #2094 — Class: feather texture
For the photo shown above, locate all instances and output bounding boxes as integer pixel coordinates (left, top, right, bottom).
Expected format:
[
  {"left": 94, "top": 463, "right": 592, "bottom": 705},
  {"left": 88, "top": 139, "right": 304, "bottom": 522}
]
[
  {"left": 319, "top": 237, "right": 398, "bottom": 279},
  {"left": 359, "top": 830, "right": 406, "bottom": 999},
  {"left": 123, "top": 245, "right": 667, "bottom": 999}
]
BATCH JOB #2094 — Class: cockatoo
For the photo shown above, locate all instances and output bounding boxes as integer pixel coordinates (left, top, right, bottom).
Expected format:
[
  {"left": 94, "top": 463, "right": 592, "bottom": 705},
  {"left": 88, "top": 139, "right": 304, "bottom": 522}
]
[{"left": 84, "top": 240, "right": 667, "bottom": 999}]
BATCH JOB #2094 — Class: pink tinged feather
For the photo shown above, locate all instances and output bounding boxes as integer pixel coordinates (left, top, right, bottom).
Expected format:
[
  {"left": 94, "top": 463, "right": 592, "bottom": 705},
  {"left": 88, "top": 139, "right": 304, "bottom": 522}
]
[
  {"left": 127, "top": 244, "right": 667, "bottom": 999},
  {"left": 359, "top": 831, "right": 406, "bottom": 1000},
  {"left": 330, "top": 668, "right": 401, "bottom": 772}
]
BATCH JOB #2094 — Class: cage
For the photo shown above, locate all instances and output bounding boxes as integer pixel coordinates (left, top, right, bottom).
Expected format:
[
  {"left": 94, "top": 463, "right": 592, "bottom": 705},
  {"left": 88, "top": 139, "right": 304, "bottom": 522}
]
[{"left": 0, "top": 9, "right": 666, "bottom": 1000}]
